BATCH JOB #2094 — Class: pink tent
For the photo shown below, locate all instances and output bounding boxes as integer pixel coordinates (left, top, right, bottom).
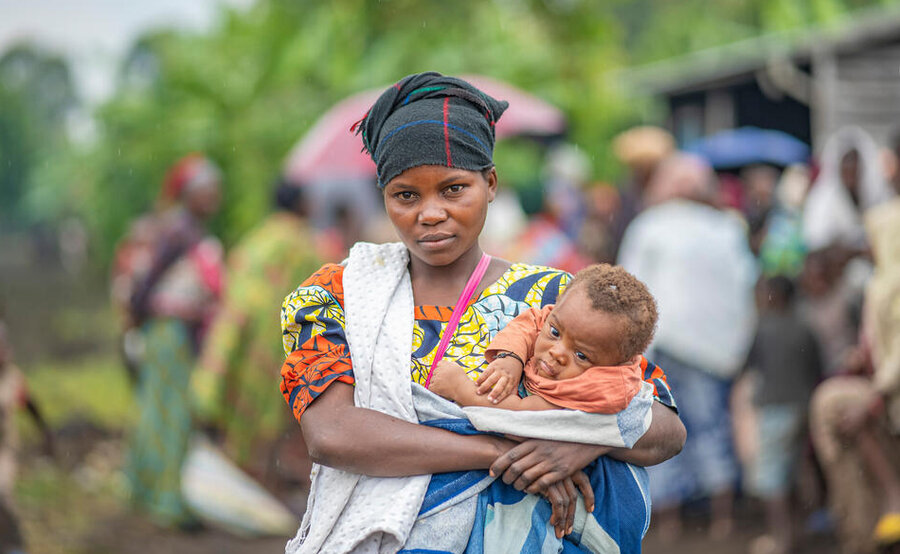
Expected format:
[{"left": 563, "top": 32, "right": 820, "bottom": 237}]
[{"left": 283, "top": 75, "right": 566, "bottom": 184}]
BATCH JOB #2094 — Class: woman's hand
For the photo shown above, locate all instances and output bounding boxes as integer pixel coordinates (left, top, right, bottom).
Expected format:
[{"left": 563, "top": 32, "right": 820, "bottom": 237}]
[
  {"left": 490, "top": 438, "right": 607, "bottom": 495},
  {"left": 541, "top": 471, "right": 595, "bottom": 539}
]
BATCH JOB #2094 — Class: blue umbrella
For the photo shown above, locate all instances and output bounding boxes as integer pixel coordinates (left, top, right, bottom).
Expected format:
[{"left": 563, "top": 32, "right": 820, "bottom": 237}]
[{"left": 685, "top": 127, "right": 810, "bottom": 169}]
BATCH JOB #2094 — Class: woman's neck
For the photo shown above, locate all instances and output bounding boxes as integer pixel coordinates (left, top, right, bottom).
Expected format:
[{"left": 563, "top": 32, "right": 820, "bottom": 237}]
[{"left": 409, "top": 244, "right": 485, "bottom": 306}]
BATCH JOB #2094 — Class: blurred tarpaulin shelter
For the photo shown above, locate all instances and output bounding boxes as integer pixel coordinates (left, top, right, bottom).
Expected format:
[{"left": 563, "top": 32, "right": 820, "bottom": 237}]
[
  {"left": 282, "top": 75, "right": 567, "bottom": 230},
  {"left": 618, "top": 4, "right": 900, "bottom": 154}
]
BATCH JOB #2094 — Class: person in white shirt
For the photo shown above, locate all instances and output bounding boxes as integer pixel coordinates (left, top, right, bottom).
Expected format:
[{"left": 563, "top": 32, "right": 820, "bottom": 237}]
[{"left": 618, "top": 153, "right": 758, "bottom": 540}]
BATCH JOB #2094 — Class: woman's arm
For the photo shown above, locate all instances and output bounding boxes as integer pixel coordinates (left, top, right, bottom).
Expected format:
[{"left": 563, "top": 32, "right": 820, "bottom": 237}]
[
  {"left": 491, "top": 402, "right": 686, "bottom": 492},
  {"left": 606, "top": 402, "right": 685, "bottom": 466},
  {"left": 301, "top": 381, "right": 514, "bottom": 476},
  {"left": 303, "top": 382, "right": 589, "bottom": 534}
]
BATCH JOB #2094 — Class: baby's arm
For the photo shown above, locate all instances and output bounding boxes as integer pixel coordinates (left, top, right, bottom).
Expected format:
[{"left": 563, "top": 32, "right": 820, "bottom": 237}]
[
  {"left": 430, "top": 359, "right": 559, "bottom": 411},
  {"left": 475, "top": 355, "right": 524, "bottom": 403},
  {"left": 480, "top": 307, "right": 547, "bottom": 402}
]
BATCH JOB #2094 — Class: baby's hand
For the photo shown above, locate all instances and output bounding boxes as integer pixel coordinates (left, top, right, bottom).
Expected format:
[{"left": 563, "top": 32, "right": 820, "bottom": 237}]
[
  {"left": 428, "top": 359, "right": 470, "bottom": 401},
  {"left": 476, "top": 354, "right": 523, "bottom": 404}
]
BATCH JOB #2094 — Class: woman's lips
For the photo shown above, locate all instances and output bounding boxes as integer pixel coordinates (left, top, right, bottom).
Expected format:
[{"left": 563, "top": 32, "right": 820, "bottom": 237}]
[{"left": 417, "top": 234, "right": 455, "bottom": 250}]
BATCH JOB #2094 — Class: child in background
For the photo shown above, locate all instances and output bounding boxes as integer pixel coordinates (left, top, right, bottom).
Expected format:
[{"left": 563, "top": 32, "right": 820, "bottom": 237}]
[
  {"left": 745, "top": 276, "right": 823, "bottom": 554},
  {"left": 430, "top": 264, "right": 657, "bottom": 414}
]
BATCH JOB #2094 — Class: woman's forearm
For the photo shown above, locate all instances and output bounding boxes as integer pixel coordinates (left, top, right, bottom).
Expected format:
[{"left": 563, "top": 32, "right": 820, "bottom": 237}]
[
  {"left": 606, "top": 401, "right": 685, "bottom": 466},
  {"left": 300, "top": 382, "right": 511, "bottom": 476}
]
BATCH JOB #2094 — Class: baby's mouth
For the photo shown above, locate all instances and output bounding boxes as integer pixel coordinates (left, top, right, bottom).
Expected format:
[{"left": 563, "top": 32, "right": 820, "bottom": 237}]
[{"left": 537, "top": 359, "right": 558, "bottom": 378}]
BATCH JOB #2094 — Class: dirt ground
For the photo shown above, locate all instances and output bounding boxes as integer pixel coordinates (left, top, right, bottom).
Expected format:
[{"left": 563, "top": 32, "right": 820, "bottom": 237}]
[{"left": 14, "top": 426, "right": 844, "bottom": 554}]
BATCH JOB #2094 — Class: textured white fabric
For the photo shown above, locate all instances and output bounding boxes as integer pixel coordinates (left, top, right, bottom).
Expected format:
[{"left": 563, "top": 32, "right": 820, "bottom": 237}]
[
  {"left": 463, "top": 382, "right": 654, "bottom": 448},
  {"left": 286, "top": 242, "right": 429, "bottom": 554}
]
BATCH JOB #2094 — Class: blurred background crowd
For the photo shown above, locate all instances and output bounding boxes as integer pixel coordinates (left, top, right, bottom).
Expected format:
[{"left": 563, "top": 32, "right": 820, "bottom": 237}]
[{"left": 3, "top": 0, "right": 900, "bottom": 553}]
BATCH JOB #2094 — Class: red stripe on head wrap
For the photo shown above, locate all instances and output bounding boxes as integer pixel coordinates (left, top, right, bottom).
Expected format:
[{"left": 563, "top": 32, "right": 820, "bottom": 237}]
[{"left": 443, "top": 97, "right": 452, "bottom": 167}]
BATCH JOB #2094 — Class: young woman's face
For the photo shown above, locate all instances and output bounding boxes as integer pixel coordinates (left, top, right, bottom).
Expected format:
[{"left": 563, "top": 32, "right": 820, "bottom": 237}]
[
  {"left": 532, "top": 285, "right": 628, "bottom": 381},
  {"left": 383, "top": 165, "right": 497, "bottom": 267}
]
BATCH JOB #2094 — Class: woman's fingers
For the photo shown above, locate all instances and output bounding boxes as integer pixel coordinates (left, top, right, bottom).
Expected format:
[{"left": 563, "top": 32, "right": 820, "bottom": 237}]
[
  {"left": 544, "top": 483, "right": 569, "bottom": 538},
  {"left": 562, "top": 477, "right": 577, "bottom": 535},
  {"left": 572, "top": 470, "right": 595, "bottom": 513},
  {"left": 489, "top": 440, "right": 536, "bottom": 478},
  {"left": 512, "top": 460, "right": 555, "bottom": 491}
]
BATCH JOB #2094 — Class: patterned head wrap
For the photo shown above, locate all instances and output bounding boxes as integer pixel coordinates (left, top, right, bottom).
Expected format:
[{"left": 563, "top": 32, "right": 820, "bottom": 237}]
[{"left": 353, "top": 72, "right": 508, "bottom": 188}]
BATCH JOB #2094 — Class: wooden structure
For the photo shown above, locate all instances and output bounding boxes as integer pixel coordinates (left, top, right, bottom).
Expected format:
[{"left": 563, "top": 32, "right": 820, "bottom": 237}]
[{"left": 622, "top": 6, "right": 900, "bottom": 152}]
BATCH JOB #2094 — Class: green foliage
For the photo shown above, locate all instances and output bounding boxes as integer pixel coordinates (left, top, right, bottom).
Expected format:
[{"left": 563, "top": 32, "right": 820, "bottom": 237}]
[
  {"left": 6, "top": 0, "right": 899, "bottom": 262},
  {"left": 22, "top": 356, "right": 134, "bottom": 432},
  {"left": 0, "top": 43, "right": 77, "bottom": 225}
]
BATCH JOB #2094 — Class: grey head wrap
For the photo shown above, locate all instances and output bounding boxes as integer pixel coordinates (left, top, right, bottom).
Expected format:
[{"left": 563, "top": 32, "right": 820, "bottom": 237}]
[{"left": 353, "top": 72, "right": 509, "bottom": 188}]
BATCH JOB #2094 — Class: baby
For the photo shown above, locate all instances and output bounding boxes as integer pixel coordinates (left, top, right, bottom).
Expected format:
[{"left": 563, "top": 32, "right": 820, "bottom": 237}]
[{"left": 430, "top": 264, "right": 658, "bottom": 414}]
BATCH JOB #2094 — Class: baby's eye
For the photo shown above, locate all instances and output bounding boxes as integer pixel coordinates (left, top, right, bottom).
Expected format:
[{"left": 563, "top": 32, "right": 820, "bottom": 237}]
[
  {"left": 575, "top": 351, "right": 588, "bottom": 362},
  {"left": 549, "top": 325, "right": 560, "bottom": 338}
]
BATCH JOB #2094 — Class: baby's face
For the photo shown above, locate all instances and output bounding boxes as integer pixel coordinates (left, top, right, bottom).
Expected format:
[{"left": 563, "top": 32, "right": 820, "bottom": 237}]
[{"left": 532, "top": 286, "right": 627, "bottom": 381}]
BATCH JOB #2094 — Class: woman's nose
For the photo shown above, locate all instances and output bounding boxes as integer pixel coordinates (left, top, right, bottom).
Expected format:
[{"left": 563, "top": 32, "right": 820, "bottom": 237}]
[{"left": 418, "top": 199, "right": 448, "bottom": 225}]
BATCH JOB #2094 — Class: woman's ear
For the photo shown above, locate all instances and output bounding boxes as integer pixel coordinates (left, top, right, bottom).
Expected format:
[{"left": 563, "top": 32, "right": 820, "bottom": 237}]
[
  {"left": 628, "top": 354, "right": 643, "bottom": 366},
  {"left": 487, "top": 167, "right": 498, "bottom": 203}
]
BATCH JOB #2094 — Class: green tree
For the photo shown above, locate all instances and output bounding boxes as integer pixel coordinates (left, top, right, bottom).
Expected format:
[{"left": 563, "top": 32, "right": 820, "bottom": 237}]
[{"left": 0, "top": 43, "right": 77, "bottom": 226}]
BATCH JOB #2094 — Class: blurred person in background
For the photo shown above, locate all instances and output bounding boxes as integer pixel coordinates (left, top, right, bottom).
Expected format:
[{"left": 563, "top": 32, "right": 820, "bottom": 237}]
[
  {"left": 741, "top": 164, "right": 781, "bottom": 257},
  {"left": 481, "top": 184, "right": 527, "bottom": 257},
  {"left": 504, "top": 144, "right": 592, "bottom": 273},
  {"left": 802, "top": 126, "right": 893, "bottom": 255},
  {"left": 610, "top": 125, "right": 675, "bottom": 255},
  {"left": 192, "top": 180, "right": 322, "bottom": 486},
  {"left": 576, "top": 183, "right": 621, "bottom": 264},
  {"left": 125, "top": 154, "right": 224, "bottom": 529},
  {"left": 798, "top": 247, "right": 863, "bottom": 379},
  {"left": 809, "top": 144, "right": 900, "bottom": 553},
  {"left": 618, "top": 153, "right": 757, "bottom": 540},
  {"left": 758, "top": 164, "right": 810, "bottom": 279},
  {"left": 541, "top": 142, "right": 591, "bottom": 240},
  {"left": 0, "top": 319, "right": 53, "bottom": 554},
  {"left": 744, "top": 276, "right": 823, "bottom": 554}
]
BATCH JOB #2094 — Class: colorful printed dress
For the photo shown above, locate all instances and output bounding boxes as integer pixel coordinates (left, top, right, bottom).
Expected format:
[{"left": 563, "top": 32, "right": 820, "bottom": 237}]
[
  {"left": 280, "top": 262, "right": 675, "bottom": 426},
  {"left": 195, "top": 212, "right": 323, "bottom": 468}
]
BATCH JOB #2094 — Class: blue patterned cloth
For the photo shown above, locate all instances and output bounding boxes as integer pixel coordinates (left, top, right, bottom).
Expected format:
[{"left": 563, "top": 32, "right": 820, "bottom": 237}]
[{"left": 399, "top": 385, "right": 652, "bottom": 554}]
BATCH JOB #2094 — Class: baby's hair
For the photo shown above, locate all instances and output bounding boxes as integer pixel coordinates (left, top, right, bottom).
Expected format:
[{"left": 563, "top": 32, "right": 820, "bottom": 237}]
[{"left": 567, "top": 264, "right": 658, "bottom": 361}]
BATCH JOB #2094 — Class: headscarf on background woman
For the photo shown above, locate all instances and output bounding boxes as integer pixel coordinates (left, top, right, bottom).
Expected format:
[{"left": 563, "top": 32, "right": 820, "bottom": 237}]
[
  {"left": 125, "top": 153, "right": 225, "bottom": 528},
  {"left": 803, "top": 126, "right": 894, "bottom": 252}
]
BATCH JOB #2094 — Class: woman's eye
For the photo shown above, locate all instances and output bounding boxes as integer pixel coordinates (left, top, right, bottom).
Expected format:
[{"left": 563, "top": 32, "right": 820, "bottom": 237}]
[
  {"left": 395, "top": 191, "right": 416, "bottom": 200},
  {"left": 446, "top": 184, "right": 465, "bottom": 194},
  {"left": 549, "top": 325, "right": 559, "bottom": 338}
]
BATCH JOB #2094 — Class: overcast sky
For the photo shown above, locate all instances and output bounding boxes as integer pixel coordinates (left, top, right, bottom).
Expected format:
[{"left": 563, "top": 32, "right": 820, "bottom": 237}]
[{"left": 0, "top": 0, "right": 251, "bottom": 104}]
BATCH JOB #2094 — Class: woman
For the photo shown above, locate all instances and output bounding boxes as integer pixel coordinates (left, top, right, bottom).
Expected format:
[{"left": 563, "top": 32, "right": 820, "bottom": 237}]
[
  {"left": 194, "top": 181, "right": 323, "bottom": 477},
  {"left": 802, "top": 126, "right": 893, "bottom": 252},
  {"left": 280, "top": 73, "right": 685, "bottom": 552},
  {"left": 126, "top": 154, "right": 224, "bottom": 527}
]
